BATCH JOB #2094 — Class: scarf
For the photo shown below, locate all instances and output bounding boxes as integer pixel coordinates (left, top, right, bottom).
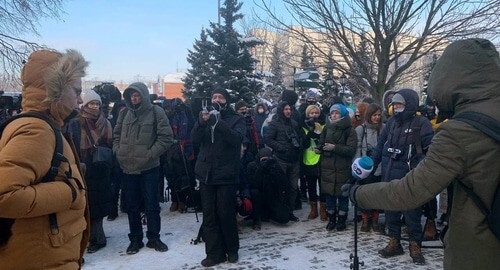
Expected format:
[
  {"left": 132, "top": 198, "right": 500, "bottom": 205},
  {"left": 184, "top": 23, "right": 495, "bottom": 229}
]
[{"left": 79, "top": 106, "right": 113, "bottom": 154}]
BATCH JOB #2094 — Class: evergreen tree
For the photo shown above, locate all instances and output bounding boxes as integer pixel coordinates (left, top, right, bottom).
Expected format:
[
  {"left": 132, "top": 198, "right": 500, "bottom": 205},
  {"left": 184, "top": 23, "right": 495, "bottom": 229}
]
[
  {"left": 183, "top": 28, "right": 215, "bottom": 99},
  {"left": 322, "top": 48, "right": 336, "bottom": 96},
  {"left": 300, "top": 45, "right": 315, "bottom": 71},
  {"left": 207, "top": 0, "right": 262, "bottom": 104},
  {"left": 270, "top": 43, "right": 284, "bottom": 86}
]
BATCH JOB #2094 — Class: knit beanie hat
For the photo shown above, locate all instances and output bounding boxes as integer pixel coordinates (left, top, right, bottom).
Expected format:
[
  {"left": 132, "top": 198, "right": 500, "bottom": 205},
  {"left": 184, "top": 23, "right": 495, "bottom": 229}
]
[
  {"left": 352, "top": 156, "right": 374, "bottom": 180},
  {"left": 81, "top": 89, "right": 101, "bottom": 108},
  {"left": 281, "top": 89, "right": 298, "bottom": 106},
  {"left": 212, "top": 87, "right": 231, "bottom": 102},
  {"left": 305, "top": 90, "right": 317, "bottom": 100},
  {"left": 391, "top": 93, "right": 406, "bottom": 105},
  {"left": 329, "top": 103, "right": 347, "bottom": 117}
]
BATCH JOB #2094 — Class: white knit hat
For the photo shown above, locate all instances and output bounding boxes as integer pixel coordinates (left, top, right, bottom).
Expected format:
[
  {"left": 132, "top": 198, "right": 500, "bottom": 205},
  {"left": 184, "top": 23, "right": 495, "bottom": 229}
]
[{"left": 81, "top": 89, "right": 102, "bottom": 108}]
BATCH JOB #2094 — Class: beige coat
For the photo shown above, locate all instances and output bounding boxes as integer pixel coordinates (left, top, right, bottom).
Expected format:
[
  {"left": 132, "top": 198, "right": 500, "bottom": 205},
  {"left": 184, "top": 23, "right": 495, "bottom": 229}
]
[{"left": 0, "top": 50, "right": 89, "bottom": 269}]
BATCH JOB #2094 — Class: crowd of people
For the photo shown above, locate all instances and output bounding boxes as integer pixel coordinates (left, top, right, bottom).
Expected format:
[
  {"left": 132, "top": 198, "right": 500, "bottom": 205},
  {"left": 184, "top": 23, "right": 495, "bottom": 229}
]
[{"left": 0, "top": 38, "right": 499, "bottom": 270}]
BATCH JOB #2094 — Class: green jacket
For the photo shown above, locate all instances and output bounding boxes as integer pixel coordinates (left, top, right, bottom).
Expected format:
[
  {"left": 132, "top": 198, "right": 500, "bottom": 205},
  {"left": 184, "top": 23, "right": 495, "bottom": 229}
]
[
  {"left": 113, "top": 82, "right": 173, "bottom": 175},
  {"left": 356, "top": 39, "right": 500, "bottom": 270}
]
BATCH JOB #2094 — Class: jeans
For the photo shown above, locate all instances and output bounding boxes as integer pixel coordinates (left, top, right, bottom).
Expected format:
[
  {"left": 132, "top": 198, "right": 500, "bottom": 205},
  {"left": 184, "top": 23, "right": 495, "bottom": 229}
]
[
  {"left": 122, "top": 167, "right": 161, "bottom": 242},
  {"left": 386, "top": 207, "right": 423, "bottom": 242},
  {"left": 200, "top": 183, "right": 239, "bottom": 260},
  {"left": 325, "top": 194, "right": 348, "bottom": 214}
]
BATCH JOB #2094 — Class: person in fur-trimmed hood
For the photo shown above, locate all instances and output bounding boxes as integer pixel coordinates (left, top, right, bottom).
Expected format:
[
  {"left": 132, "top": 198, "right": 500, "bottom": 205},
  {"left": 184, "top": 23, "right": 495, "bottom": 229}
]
[{"left": 0, "top": 49, "right": 89, "bottom": 269}]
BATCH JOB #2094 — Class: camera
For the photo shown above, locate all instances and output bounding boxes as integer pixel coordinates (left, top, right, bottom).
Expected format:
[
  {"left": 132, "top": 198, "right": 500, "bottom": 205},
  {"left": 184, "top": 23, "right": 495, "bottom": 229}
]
[
  {"left": 286, "top": 130, "right": 300, "bottom": 148},
  {"left": 201, "top": 100, "right": 219, "bottom": 117},
  {"left": 387, "top": 147, "right": 402, "bottom": 159}
]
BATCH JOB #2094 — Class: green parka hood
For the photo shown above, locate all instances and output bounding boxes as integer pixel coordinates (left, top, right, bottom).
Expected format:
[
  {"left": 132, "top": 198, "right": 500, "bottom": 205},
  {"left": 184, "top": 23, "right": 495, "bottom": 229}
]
[
  {"left": 123, "top": 82, "right": 152, "bottom": 114},
  {"left": 428, "top": 38, "right": 500, "bottom": 119}
]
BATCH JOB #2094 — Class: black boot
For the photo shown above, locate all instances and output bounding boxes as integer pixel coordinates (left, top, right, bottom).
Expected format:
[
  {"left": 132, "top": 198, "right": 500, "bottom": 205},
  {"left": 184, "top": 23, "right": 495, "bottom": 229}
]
[
  {"left": 326, "top": 212, "right": 336, "bottom": 231},
  {"left": 336, "top": 214, "right": 347, "bottom": 231}
]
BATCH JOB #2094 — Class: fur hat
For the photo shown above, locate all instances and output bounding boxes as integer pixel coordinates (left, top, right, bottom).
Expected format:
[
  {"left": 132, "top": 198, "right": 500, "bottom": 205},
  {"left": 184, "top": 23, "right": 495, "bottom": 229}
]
[
  {"left": 352, "top": 156, "right": 374, "bottom": 180},
  {"left": 281, "top": 90, "right": 298, "bottom": 106},
  {"left": 81, "top": 89, "right": 102, "bottom": 107},
  {"left": 329, "top": 103, "right": 347, "bottom": 117},
  {"left": 212, "top": 88, "right": 230, "bottom": 102}
]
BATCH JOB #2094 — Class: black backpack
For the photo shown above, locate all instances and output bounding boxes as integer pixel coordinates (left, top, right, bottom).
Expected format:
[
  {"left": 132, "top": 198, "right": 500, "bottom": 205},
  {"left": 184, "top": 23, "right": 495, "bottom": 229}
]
[
  {"left": 453, "top": 111, "right": 500, "bottom": 241},
  {"left": 0, "top": 112, "right": 66, "bottom": 247}
]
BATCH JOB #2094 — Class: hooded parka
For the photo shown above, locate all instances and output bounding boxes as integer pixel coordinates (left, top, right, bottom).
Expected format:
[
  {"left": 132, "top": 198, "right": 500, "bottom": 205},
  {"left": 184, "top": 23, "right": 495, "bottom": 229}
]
[
  {"left": 113, "top": 82, "right": 173, "bottom": 175},
  {"left": 355, "top": 38, "right": 500, "bottom": 269},
  {"left": 0, "top": 50, "right": 89, "bottom": 269}
]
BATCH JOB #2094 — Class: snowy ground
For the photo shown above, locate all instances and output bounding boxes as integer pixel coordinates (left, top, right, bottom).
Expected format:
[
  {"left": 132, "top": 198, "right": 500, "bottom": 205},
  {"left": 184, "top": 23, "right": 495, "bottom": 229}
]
[{"left": 82, "top": 201, "right": 444, "bottom": 270}]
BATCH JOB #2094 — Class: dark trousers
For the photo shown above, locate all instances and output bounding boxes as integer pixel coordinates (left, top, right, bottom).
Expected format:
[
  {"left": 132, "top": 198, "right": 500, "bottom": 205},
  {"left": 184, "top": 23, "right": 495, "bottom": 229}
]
[
  {"left": 386, "top": 207, "right": 423, "bottom": 242},
  {"left": 200, "top": 183, "right": 239, "bottom": 260},
  {"left": 305, "top": 175, "right": 325, "bottom": 202},
  {"left": 123, "top": 167, "right": 161, "bottom": 242},
  {"left": 89, "top": 218, "right": 106, "bottom": 245},
  {"left": 110, "top": 165, "right": 125, "bottom": 214},
  {"left": 276, "top": 158, "right": 300, "bottom": 213}
]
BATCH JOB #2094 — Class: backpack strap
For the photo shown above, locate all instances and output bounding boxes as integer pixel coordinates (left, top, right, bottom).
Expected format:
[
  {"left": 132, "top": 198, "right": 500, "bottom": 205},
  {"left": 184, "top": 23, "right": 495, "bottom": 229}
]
[
  {"left": 453, "top": 111, "right": 500, "bottom": 142},
  {"left": 0, "top": 112, "right": 66, "bottom": 234},
  {"left": 412, "top": 115, "right": 423, "bottom": 155}
]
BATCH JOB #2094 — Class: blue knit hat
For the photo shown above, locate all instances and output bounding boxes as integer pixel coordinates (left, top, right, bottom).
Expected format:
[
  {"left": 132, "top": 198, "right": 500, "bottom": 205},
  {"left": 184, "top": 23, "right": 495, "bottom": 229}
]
[
  {"left": 329, "top": 103, "right": 347, "bottom": 117},
  {"left": 305, "top": 90, "right": 317, "bottom": 99},
  {"left": 352, "top": 156, "right": 374, "bottom": 180}
]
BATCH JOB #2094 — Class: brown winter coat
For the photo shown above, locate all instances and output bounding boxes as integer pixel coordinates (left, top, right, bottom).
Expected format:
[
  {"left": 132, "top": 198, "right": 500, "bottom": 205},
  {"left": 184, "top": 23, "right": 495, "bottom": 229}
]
[
  {"left": 319, "top": 115, "right": 357, "bottom": 196},
  {"left": 355, "top": 39, "right": 500, "bottom": 270},
  {"left": 0, "top": 50, "right": 89, "bottom": 269}
]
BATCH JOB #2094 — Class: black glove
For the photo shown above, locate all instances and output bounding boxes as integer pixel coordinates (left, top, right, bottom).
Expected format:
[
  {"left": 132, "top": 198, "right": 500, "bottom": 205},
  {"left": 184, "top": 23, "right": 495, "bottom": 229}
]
[
  {"left": 207, "top": 113, "right": 217, "bottom": 126},
  {"left": 341, "top": 183, "right": 359, "bottom": 204}
]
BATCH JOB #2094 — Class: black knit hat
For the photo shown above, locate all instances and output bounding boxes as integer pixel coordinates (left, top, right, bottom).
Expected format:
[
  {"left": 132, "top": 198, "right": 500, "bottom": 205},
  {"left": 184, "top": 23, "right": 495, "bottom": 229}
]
[
  {"left": 212, "top": 87, "right": 231, "bottom": 102},
  {"left": 259, "top": 147, "right": 273, "bottom": 159},
  {"left": 281, "top": 90, "right": 298, "bottom": 106}
]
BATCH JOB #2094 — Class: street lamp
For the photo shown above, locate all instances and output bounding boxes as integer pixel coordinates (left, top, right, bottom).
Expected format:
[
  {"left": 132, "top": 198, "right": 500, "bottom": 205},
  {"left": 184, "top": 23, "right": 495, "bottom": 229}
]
[
  {"left": 339, "top": 74, "right": 347, "bottom": 89},
  {"left": 325, "top": 76, "right": 334, "bottom": 96}
]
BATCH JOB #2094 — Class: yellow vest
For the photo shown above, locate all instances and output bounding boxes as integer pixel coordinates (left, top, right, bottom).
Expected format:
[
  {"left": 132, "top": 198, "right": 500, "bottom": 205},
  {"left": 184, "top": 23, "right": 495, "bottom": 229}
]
[{"left": 303, "top": 127, "right": 322, "bottom": 165}]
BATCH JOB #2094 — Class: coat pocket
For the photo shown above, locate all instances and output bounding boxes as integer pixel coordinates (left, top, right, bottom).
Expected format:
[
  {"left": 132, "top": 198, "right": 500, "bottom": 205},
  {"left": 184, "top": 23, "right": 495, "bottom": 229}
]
[{"left": 48, "top": 216, "right": 86, "bottom": 248}]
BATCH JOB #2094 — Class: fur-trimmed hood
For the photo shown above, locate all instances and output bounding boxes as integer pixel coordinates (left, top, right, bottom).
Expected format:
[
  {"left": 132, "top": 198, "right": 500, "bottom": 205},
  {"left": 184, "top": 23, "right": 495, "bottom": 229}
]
[{"left": 21, "top": 49, "right": 88, "bottom": 126}]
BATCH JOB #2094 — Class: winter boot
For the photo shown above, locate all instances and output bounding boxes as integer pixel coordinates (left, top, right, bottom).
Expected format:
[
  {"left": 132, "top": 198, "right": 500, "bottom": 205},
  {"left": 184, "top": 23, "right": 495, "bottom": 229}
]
[
  {"left": 169, "top": 202, "right": 178, "bottom": 212},
  {"left": 319, "top": 202, "right": 328, "bottom": 221},
  {"left": 409, "top": 241, "right": 426, "bottom": 265},
  {"left": 336, "top": 214, "right": 347, "bottom": 231},
  {"left": 308, "top": 201, "right": 319, "bottom": 220},
  {"left": 326, "top": 212, "right": 336, "bottom": 231},
  {"left": 422, "top": 218, "right": 438, "bottom": 240},
  {"left": 177, "top": 202, "right": 187, "bottom": 213},
  {"left": 360, "top": 217, "right": 371, "bottom": 232},
  {"left": 378, "top": 237, "right": 404, "bottom": 258}
]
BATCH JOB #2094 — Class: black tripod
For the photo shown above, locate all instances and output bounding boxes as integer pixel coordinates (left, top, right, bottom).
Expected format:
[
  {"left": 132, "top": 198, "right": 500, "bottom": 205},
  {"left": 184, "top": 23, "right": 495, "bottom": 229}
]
[{"left": 350, "top": 203, "right": 364, "bottom": 270}]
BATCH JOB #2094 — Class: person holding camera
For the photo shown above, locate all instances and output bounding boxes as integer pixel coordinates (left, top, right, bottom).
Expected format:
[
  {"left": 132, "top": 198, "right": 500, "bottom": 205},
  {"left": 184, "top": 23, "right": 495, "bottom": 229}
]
[
  {"left": 264, "top": 101, "right": 305, "bottom": 222},
  {"left": 316, "top": 103, "right": 357, "bottom": 231},
  {"left": 191, "top": 88, "right": 245, "bottom": 267},
  {"left": 354, "top": 103, "right": 384, "bottom": 232},
  {"left": 368, "top": 89, "right": 434, "bottom": 264}
]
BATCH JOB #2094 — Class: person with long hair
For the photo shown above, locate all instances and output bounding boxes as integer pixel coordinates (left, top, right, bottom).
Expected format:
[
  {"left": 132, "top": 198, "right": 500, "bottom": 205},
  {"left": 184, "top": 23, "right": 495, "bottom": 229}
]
[{"left": 354, "top": 103, "right": 384, "bottom": 232}]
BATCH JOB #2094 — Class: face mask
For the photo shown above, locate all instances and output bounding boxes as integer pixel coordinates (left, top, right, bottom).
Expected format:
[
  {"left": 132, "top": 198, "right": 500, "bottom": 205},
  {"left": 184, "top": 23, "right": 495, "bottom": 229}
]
[
  {"left": 394, "top": 107, "right": 404, "bottom": 114},
  {"left": 307, "top": 100, "right": 316, "bottom": 105},
  {"left": 211, "top": 102, "right": 224, "bottom": 111},
  {"left": 258, "top": 108, "right": 264, "bottom": 114}
]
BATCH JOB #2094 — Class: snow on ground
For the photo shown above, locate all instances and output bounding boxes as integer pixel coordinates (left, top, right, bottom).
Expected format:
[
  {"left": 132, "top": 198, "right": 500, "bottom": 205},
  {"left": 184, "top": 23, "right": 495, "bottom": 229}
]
[{"left": 82, "top": 202, "right": 444, "bottom": 270}]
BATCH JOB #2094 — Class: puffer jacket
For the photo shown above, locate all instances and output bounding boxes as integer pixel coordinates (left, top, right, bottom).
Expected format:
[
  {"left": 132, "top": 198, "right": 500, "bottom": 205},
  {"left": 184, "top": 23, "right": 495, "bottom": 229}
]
[
  {"left": 0, "top": 50, "right": 89, "bottom": 269},
  {"left": 191, "top": 106, "right": 245, "bottom": 185},
  {"left": 371, "top": 89, "right": 434, "bottom": 181},
  {"left": 356, "top": 38, "right": 500, "bottom": 270},
  {"left": 319, "top": 115, "right": 357, "bottom": 196},
  {"left": 265, "top": 102, "right": 304, "bottom": 163},
  {"left": 113, "top": 82, "right": 173, "bottom": 175}
]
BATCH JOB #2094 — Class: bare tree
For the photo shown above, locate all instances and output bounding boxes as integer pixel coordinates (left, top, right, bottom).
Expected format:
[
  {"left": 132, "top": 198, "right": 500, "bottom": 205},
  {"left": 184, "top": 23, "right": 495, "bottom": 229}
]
[
  {"left": 0, "top": 0, "right": 66, "bottom": 84},
  {"left": 255, "top": 0, "right": 500, "bottom": 103}
]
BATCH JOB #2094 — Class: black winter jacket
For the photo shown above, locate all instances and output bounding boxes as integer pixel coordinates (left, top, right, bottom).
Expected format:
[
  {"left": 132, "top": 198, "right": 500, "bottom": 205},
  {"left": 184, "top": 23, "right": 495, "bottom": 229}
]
[{"left": 192, "top": 107, "right": 245, "bottom": 185}]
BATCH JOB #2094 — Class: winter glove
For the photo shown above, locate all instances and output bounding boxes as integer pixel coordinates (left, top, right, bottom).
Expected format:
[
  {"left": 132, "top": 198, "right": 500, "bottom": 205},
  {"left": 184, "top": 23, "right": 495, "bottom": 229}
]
[
  {"left": 322, "top": 143, "right": 335, "bottom": 151},
  {"left": 341, "top": 183, "right": 359, "bottom": 204},
  {"left": 207, "top": 113, "right": 218, "bottom": 126}
]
